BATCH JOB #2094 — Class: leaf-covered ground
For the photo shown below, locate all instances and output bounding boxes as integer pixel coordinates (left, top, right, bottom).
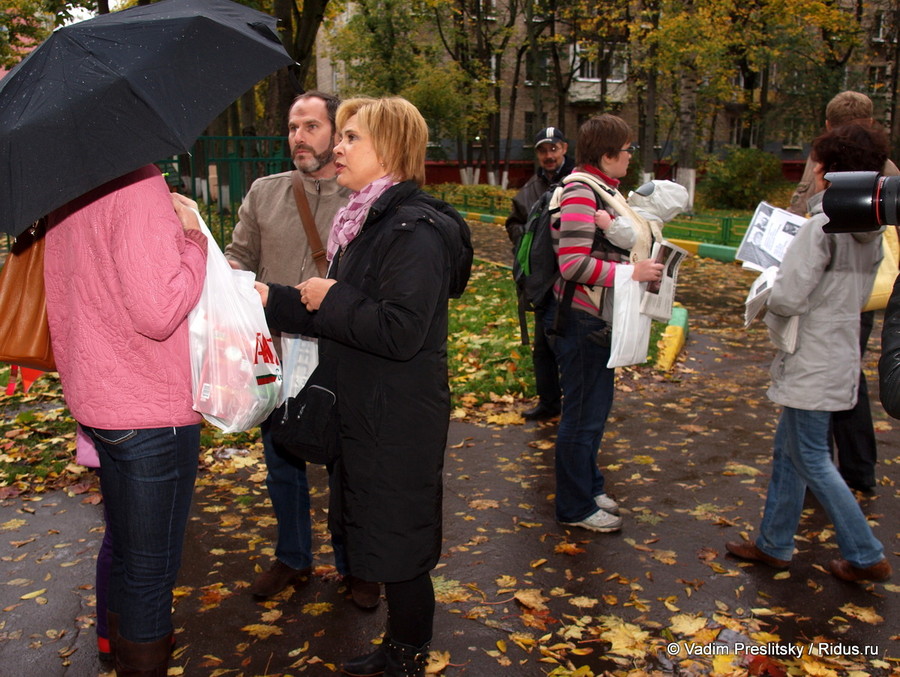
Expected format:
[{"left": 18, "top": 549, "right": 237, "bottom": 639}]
[{"left": 1, "top": 233, "right": 898, "bottom": 676}]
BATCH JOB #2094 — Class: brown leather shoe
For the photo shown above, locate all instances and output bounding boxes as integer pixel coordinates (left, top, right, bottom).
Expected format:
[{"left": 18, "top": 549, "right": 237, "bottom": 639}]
[
  {"left": 250, "top": 560, "right": 312, "bottom": 599},
  {"left": 829, "top": 558, "right": 892, "bottom": 582},
  {"left": 115, "top": 632, "right": 172, "bottom": 676},
  {"left": 725, "top": 540, "right": 790, "bottom": 569},
  {"left": 347, "top": 575, "right": 381, "bottom": 609}
]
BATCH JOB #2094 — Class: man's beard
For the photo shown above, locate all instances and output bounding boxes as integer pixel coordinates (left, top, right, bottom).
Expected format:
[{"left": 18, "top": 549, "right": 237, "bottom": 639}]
[{"left": 293, "top": 145, "right": 334, "bottom": 174}]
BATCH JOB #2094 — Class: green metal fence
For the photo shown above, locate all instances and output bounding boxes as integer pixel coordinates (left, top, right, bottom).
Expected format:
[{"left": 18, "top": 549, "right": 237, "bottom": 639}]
[
  {"left": 1, "top": 137, "right": 752, "bottom": 259},
  {"left": 158, "top": 136, "right": 750, "bottom": 250},
  {"left": 663, "top": 214, "right": 753, "bottom": 248},
  {"left": 174, "top": 136, "right": 294, "bottom": 247},
  {"left": 427, "top": 190, "right": 512, "bottom": 218}
]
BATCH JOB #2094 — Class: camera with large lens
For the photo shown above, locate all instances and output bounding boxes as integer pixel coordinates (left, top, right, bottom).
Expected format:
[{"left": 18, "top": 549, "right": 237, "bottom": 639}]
[{"left": 822, "top": 171, "right": 900, "bottom": 233}]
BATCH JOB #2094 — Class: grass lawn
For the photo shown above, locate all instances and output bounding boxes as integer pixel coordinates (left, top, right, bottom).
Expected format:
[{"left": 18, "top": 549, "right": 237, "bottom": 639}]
[
  {"left": 449, "top": 259, "right": 666, "bottom": 408},
  {"left": 0, "top": 256, "right": 668, "bottom": 489}
]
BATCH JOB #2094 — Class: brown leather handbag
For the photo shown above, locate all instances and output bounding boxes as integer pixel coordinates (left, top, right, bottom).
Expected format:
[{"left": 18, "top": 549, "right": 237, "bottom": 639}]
[{"left": 0, "top": 221, "right": 56, "bottom": 371}]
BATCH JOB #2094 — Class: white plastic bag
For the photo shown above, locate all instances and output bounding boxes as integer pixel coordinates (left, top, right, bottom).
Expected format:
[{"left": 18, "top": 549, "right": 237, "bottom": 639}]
[
  {"left": 277, "top": 333, "right": 319, "bottom": 406},
  {"left": 607, "top": 264, "right": 652, "bottom": 368},
  {"left": 188, "top": 213, "right": 282, "bottom": 432}
]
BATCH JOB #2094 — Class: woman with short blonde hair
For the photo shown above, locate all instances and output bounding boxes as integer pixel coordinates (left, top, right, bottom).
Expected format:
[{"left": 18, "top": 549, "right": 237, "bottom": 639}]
[
  {"left": 256, "top": 96, "right": 472, "bottom": 676},
  {"left": 336, "top": 96, "right": 428, "bottom": 186}
]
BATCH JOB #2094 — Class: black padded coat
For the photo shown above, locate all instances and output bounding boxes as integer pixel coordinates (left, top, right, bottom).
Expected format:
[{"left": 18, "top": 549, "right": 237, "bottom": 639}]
[
  {"left": 264, "top": 180, "right": 472, "bottom": 582},
  {"left": 879, "top": 272, "right": 900, "bottom": 419}
]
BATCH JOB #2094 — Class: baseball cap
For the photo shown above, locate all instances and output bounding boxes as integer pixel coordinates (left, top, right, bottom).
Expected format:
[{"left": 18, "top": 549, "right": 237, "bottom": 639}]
[{"left": 534, "top": 127, "right": 567, "bottom": 147}]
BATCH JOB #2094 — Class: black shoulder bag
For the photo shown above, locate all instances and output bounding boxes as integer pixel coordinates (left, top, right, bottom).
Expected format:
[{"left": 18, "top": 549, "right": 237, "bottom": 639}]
[{"left": 271, "top": 356, "right": 340, "bottom": 465}]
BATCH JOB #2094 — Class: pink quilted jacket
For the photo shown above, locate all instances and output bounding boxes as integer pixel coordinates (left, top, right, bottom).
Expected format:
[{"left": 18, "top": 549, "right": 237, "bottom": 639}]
[{"left": 44, "top": 165, "right": 207, "bottom": 429}]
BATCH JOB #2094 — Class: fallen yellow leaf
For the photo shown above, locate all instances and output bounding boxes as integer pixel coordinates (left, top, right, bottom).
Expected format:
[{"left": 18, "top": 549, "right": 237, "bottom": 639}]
[
  {"left": 514, "top": 589, "right": 549, "bottom": 611},
  {"left": 301, "top": 602, "right": 333, "bottom": 617},
  {"left": 838, "top": 603, "right": 883, "bottom": 625},
  {"left": 241, "top": 624, "right": 283, "bottom": 640}
]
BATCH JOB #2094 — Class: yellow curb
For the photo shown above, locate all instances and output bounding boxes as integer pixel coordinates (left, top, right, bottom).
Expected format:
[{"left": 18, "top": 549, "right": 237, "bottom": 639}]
[{"left": 655, "top": 304, "right": 688, "bottom": 372}]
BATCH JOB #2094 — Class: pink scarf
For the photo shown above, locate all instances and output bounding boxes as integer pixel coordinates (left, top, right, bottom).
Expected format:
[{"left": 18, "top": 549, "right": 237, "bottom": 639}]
[{"left": 327, "top": 175, "right": 399, "bottom": 261}]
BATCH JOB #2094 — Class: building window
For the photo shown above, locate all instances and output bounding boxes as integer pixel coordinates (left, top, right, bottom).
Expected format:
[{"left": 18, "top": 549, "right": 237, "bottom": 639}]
[
  {"left": 525, "top": 50, "right": 550, "bottom": 86},
  {"left": 868, "top": 65, "right": 889, "bottom": 95},
  {"left": 872, "top": 11, "right": 886, "bottom": 42},
  {"left": 524, "top": 112, "right": 548, "bottom": 145},
  {"left": 782, "top": 118, "right": 803, "bottom": 149},
  {"left": 574, "top": 44, "right": 627, "bottom": 83},
  {"left": 477, "top": 0, "right": 497, "bottom": 21},
  {"left": 728, "top": 117, "right": 758, "bottom": 147}
]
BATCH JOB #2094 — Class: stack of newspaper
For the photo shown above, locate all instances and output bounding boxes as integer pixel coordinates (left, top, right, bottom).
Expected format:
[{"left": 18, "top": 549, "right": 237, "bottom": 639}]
[
  {"left": 640, "top": 239, "right": 690, "bottom": 322},
  {"left": 737, "top": 202, "right": 807, "bottom": 353}
]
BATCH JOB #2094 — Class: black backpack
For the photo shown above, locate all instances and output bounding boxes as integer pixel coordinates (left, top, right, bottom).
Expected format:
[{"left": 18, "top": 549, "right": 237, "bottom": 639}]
[
  {"left": 512, "top": 184, "right": 562, "bottom": 313},
  {"left": 399, "top": 191, "right": 474, "bottom": 298},
  {"left": 511, "top": 181, "right": 628, "bottom": 344}
]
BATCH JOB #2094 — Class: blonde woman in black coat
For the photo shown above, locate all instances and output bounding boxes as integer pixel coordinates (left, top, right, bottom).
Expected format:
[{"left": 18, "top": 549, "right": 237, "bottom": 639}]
[{"left": 256, "top": 97, "right": 471, "bottom": 677}]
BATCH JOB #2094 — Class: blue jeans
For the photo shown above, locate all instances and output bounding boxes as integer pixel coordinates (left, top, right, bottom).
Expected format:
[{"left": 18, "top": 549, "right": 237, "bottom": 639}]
[
  {"left": 85, "top": 424, "right": 200, "bottom": 643},
  {"left": 260, "top": 416, "right": 347, "bottom": 574},
  {"left": 543, "top": 299, "right": 615, "bottom": 523},
  {"left": 756, "top": 407, "right": 885, "bottom": 568}
]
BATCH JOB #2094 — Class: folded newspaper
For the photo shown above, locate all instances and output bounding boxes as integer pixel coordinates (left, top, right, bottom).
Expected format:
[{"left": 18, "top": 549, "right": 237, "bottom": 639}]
[
  {"left": 743, "top": 266, "right": 799, "bottom": 353},
  {"left": 735, "top": 202, "right": 806, "bottom": 272},
  {"left": 763, "top": 312, "right": 799, "bottom": 354},
  {"left": 640, "top": 239, "right": 690, "bottom": 322},
  {"left": 743, "top": 266, "right": 778, "bottom": 327}
]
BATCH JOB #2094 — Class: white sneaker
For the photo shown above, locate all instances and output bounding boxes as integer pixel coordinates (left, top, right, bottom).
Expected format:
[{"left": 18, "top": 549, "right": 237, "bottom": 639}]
[
  {"left": 594, "top": 493, "right": 620, "bottom": 515},
  {"left": 561, "top": 509, "right": 623, "bottom": 533}
]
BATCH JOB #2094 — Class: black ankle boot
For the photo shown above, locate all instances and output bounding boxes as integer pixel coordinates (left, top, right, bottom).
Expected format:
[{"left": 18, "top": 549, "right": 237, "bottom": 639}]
[
  {"left": 342, "top": 641, "right": 387, "bottom": 676},
  {"left": 384, "top": 638, "right": 429, "bottom": 677}
]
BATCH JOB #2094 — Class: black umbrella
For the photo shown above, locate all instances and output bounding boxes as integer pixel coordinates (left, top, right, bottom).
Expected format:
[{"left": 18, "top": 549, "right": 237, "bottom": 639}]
[{"left": 0, "top": 0, "right": 294, "bottom": 237}]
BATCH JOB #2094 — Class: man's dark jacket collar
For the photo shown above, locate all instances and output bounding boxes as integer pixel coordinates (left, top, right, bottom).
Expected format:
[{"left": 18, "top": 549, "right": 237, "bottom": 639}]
[{"left": 538, "top": 155, "right": 575, "bottom": 184}]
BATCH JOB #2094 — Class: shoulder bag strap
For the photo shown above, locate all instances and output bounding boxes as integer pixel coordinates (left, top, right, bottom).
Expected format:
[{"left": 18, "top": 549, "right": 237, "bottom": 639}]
[
  {"left": 564, "top": 172, "right": 660, "bottom": 261},
  {"left": 291, "top": 170, "right": 328, "bottom": 277}
]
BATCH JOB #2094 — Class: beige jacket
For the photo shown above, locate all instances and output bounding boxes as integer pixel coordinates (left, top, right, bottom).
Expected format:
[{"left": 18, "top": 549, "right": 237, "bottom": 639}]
[
  {"left": 788, "top": 157, "right": 899, "bottom": 217},
  {"left": 225, "top": 171, "right": 350, "bottom": 286}
]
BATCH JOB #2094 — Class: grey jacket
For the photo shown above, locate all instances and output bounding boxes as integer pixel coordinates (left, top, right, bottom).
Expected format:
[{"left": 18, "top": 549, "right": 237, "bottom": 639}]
[
  {"left": 766, "top": 192, "right": 883, "bottom": 411},
  {"left": 225, "top": 170, "right": 351, "bottom": 286}
]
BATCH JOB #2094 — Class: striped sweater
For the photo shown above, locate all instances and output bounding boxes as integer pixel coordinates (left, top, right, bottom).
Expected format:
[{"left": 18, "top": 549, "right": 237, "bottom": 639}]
[{"left": 551, "top": 169, "right": 632, "bottom": 319}]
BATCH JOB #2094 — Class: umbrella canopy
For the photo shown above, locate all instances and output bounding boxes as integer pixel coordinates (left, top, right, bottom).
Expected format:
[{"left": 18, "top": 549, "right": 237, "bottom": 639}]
[{"left": 0, "top": 0, "right": 294, "bottom": 237}]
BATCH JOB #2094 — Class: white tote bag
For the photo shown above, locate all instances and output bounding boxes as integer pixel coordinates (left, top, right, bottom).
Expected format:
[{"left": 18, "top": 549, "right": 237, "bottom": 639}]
[
  {"left": 607, "top": 264, "right": 652, "bottom": 368},
  {"left": 277, "top": 333, "right": 319, "bottom": 407}
]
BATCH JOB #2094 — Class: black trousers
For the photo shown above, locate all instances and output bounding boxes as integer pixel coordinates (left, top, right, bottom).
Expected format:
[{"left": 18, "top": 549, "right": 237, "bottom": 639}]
[
  {"left": 830, "top": 311, "right": 877, "bottom": 490},
  {"left": 532, "top": 307, "right": 561, "bottom": 409},
  {"left": 386, "top": 572, "right": 434, "bottom": 648}
]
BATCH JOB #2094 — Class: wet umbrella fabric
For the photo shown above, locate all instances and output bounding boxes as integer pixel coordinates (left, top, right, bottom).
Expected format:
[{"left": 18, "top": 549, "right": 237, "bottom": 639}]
[{"left": 0, "top": 0, "right": 294, "bottom": 237}]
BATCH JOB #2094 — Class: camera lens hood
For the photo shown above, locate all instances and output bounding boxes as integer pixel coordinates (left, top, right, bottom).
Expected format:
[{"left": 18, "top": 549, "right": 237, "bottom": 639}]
[{"left": 822, "top": 171, "right": 881, "bottom": 233}]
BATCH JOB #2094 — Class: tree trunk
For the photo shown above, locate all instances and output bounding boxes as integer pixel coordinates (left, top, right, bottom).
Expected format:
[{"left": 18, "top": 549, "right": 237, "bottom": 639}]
[
  {"left": 258, "top": 0, "right": 331, "bottom": 136},
  {"left": 891, "top": 6, "right": 900, "bottom": 160},
  {"left": 676, "top": 67, "right": 698, "bottom": 209},
  {"left": 525, "top": 0, "right": 544, "bottom": 130},
  {"left": 240, "top": 90, "right": 257, "bottom": 137},
  {"left": 639, "top": 70, "right": 657, "bottom": 182},
  {"left": 757, "top": 59, "right": 770, "bottom": 150},
  {"left": 634, "top": 0, "right": 658, "bottom": 183},
  {"left": 502, "top": 45, "right": 526, "bottom": 189}
]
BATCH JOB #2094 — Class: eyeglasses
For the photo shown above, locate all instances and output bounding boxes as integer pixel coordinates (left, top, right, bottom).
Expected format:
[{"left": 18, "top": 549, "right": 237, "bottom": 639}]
[{"left": 623, "top": 144, "right": 639, "bottom": 155}]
